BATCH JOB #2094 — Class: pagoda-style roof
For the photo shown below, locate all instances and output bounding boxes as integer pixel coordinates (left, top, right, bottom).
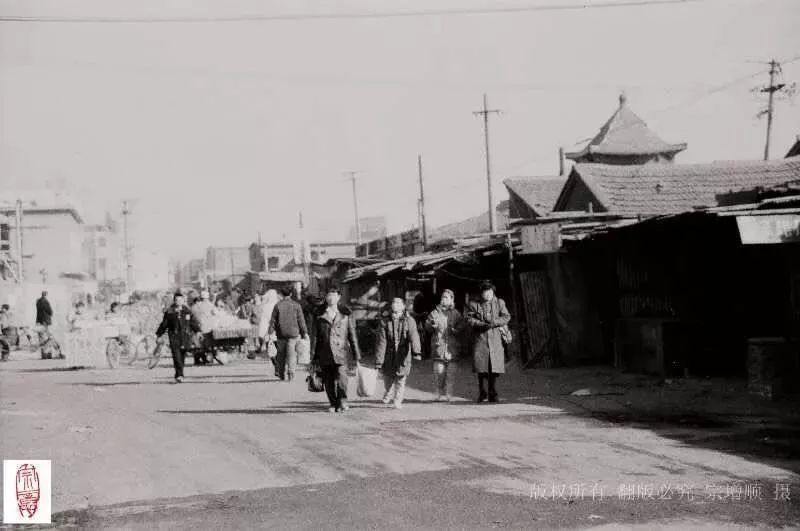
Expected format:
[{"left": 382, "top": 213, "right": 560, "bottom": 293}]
[{"left": 566, "top": 94, "right": 687, "bottom": 163}]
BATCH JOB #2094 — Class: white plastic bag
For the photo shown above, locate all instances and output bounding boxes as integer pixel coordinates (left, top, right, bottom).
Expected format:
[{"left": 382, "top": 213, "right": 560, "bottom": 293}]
[
  {"left": 356, "top": 363, "right": 378, "bottom": 397},
  {"left": 295, "top": 338, "right": 311, "bottom": 365},
  {"left": 267, "top": 340, "right": 278, "bottom": 359}
]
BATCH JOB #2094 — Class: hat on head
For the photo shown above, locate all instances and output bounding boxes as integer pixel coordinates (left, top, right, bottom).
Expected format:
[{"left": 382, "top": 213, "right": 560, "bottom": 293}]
[{"left": 442, "top": 289, "right": 455, "bottom": 298}]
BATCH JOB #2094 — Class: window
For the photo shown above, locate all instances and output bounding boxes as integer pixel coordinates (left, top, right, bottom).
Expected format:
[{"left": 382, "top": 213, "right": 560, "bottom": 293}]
[
  {"left": 310, "top": 251, "right": 320, "bottom": 262},
  {"left": 267, "top": 257, "right": 279, "bottom": 270}
]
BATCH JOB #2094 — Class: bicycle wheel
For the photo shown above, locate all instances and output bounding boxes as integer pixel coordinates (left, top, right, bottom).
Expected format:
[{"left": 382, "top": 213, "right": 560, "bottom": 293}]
[
  {"left": 147, "top": 341, "right": 164, "bottom": 369},
  {"left": 106, "top": 339, "right": 122, "bottom": 369}
]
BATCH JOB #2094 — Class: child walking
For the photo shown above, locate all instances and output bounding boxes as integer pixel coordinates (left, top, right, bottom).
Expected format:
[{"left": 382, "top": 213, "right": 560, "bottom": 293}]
[
  {"left": 375, "top": 297, "right": 421, "bottom": 409},
  {"left": 425, "top": 289, "right": 465, "bottom": 401}
]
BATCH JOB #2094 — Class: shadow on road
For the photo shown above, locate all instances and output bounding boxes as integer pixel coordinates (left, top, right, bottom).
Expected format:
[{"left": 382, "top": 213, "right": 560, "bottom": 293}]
[
  {"left": 69, "top": 378, "right": 276, "bottom": 387},
  {"left": 401, "top": 359, "right": 800, "bottom": 473},
  {"left": 158, "top": 406, "right": 324, "bottom": 415},
  {"left": 16, "top": 366, "right": 89, "bottom": 373}
]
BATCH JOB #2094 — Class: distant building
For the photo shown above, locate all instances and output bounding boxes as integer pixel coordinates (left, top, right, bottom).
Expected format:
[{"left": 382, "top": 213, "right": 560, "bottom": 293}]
[
  {"left": 83, "top": 223, "right": 125, "bottom": 283},
  {"left": 0, "top": 202, "right": 87, "bottom": 282},
  {"left": 249, "top": 241, "right": 357, "bottom": 272},
  {"left": 565, "top": 94, "right": 687, "bottom": 165},
  {"left": 204, "top": 246, "right": 251, "bottom": 281},
  {"left": 133, "top": 250, "right": 170, "bottom": 292},
  {"left": 349, "top": 216, "right": 387, "bottom": 242},
  {"left": 177, "top": 258, "right": 205, "bottom": 287}
]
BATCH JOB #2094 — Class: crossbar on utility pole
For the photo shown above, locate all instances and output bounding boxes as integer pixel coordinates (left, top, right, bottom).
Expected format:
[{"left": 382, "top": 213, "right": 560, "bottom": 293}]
[
  {"left": 761, "top": 59, "right": 787, "bottom": 161},
  {"left": 473, "top": 94, "right": 501, "bottom": 233}
]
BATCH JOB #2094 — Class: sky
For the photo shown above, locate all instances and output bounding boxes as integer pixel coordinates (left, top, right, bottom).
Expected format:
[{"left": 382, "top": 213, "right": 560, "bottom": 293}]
[{"left": 0, "top": 0, "right": 798, "bottom": 261}]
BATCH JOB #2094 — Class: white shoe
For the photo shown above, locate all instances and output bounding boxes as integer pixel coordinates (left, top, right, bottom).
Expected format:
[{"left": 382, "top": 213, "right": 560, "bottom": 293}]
[
  {"left": 435, "top": 395, "right": 444, "bottom": 402},
  {"left": 382, "top": 395, "right": 392, "bottom": 404},
  {"left": 393, "top": 400, "right": 403, "bottom": 409}
]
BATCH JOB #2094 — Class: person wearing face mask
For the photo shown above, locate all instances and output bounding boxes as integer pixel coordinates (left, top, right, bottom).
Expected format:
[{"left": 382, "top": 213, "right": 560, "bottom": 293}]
[
  {"left": 375, "top": 297, "right": 421, "bottom": 409},
  {"left": 466, "top": 282, "right": 511, "bottom": 403},
  {"left": 425, "top": 289, "right": 465, "bottom": 402}
]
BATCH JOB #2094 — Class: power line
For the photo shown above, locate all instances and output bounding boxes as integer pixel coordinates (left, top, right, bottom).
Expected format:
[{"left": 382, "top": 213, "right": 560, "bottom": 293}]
[
  {"left": 0, "top": 0, "right": 705, "bottom": 23},
  {"left": 567, "top": 67, "right": 769, "bottom": 148}
]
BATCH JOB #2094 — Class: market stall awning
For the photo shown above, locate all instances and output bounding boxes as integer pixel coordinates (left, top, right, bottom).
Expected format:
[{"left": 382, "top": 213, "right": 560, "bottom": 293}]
[
  {"left": 255, "top": 271, "right": 306, "bottom": 282},
  {"left": 342, "top": 234, "right": 519, "bottom": 283}
]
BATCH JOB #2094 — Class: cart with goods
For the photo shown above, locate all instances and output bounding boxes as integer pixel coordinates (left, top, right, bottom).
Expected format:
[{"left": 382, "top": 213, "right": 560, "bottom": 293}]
[{"left": 146, "top": 316, "right": 257, "bottom": 369}]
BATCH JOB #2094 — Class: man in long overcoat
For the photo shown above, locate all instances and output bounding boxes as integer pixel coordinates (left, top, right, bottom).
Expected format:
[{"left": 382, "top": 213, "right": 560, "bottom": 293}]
[
  {"left": 156, "top": 292, "right": 202, "bottom": 383},
  {"left": 466, "top": 282, "right": 511, "bottom": 403}
]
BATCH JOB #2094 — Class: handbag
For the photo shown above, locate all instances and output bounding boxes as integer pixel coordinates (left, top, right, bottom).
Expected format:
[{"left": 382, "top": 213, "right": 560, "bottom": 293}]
[
  {"left": 356, "top": 363, "right": 378, "bottom": 397},
  {"left": 306, "top": 364, "right": 325, "bottom": 393},
  {"left": 499, "top": 325, "right": 513, "bottom": 346}
]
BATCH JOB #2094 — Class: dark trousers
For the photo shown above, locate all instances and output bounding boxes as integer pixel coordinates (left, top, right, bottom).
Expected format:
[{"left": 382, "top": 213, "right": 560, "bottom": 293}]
[
  {"left": 477, "top": 357, "right": 498, "bottom": 398},
  {"left": 321, "top": 364, "right": 349, "bottom": 408},
  {"left": 171, "top": 346, "right": 186, "bottom": 378}
]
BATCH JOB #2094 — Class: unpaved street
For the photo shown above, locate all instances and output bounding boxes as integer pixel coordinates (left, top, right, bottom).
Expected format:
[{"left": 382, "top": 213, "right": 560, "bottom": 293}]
[{"left": 1, "top": 356, "right": 798, "bottom": 529}]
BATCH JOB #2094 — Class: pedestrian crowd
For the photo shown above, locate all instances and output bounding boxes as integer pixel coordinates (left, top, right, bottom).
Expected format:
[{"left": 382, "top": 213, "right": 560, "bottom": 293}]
[{"left": 155, "top": 280, "right": 512, "bottom": 413}]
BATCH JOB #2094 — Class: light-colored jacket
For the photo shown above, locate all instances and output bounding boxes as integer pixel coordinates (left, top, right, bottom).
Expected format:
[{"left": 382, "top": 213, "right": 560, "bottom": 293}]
[{"left": 425, "top": 305, "right": 465, "bottom": 362}]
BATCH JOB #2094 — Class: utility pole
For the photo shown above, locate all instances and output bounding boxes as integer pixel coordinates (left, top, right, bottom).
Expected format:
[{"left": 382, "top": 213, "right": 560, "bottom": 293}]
[
  {"left": 14, "top": 199, "right": 23, "bottom": 282},
  {"left": 760, "top": 59, "right": 789, "bottom": 160},
  {"left": 417, "top": 154, "right": 428, "bottom": 248},
  {"left": 121, "top": 200, "right": 133, "bottom": 291},
  {"left": 473, "top": 94, "right": 501, "bottom": 233},
  {"left": 299, "top": 211, "right": 310, "bottom": 283},
  {"left": 344, "top": 171, "right": 362, "bottom": 245}
]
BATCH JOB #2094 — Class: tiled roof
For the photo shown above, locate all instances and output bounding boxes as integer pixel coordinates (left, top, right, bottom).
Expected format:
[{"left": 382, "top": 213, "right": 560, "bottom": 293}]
[
  {"left": 563, "top": 157, "right": 800, "bottom": 215},
  {"left": 503, "top": 177, "right": 566, "bottom": 217},
  {"left": 566, "top": 95, "right": 686, "bottom": 159}
]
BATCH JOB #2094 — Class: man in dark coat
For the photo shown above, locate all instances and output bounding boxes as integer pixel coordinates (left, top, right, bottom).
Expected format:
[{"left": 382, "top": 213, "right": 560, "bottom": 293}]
[
  {"left": 466, "top": 282, "right": 511, "bottom": 403},
  {"left": 375, "top": 297, "right": 421, "bottom": 409},
  {"left": 269, "top": 286, "right": 309, "bottom": 382},
  {"left": 156, "top": 292, "right": 202, "bottom": 383},
  {"left": 312, "top": 287, "right": 361, "bottom": 413},
  {"left": 36, "top": 291, "right": 53, "bottom": 327}
]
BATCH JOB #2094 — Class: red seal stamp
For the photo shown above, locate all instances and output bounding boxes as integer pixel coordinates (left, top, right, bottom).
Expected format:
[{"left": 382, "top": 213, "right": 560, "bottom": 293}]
[
  {"left": 16, "top": 463, "right": 40, "bottom": 518},
  {"left": 4, "top": 460, "right": 51, "bottom": 524}
]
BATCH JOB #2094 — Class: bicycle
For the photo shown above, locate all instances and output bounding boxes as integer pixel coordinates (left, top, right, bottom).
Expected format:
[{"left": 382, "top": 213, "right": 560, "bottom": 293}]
[{"left": 105, "top": 334, "right": 152, "bottom": 369}]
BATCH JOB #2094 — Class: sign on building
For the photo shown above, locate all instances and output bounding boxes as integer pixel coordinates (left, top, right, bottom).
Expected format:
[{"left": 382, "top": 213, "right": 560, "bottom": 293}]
[
  {"left": 520, "top": 223, "right": 561, "bottom": 254},
  {"left": 736, "top": 214, "right": 800, "bottom": 244}
]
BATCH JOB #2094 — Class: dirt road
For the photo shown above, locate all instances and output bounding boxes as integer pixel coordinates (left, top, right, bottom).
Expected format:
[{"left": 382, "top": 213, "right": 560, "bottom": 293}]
[{"left": 1, "top": 355, "right": 797, "bottom": 529}]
